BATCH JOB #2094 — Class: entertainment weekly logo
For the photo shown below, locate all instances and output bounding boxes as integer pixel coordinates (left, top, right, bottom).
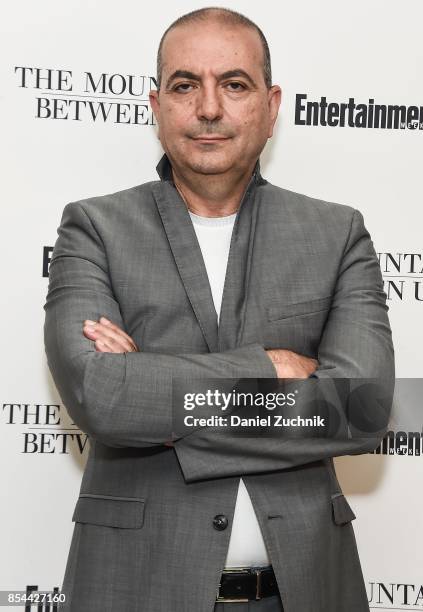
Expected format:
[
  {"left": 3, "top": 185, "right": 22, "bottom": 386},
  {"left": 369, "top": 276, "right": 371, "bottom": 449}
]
[
  {"left": 1, "top": 403, "right": 89, "bottom": 454},
  {"left": 295, "top": 94, "right": 423, "bottom": 130},
  {"left": 371, "top": 429, "right": 423, "bottom": 457},
  {"left": 14, "top": 66, "right": 157, "bottom": 125}
]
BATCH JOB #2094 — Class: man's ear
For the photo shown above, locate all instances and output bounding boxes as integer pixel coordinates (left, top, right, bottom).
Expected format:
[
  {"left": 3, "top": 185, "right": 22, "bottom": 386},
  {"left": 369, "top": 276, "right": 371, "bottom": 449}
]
[
  {"left": 149, "top": 89, "right": 160, "bottom": 123},
  {"left": 267, "top": 85, "right": 282, "bottom": 138}
]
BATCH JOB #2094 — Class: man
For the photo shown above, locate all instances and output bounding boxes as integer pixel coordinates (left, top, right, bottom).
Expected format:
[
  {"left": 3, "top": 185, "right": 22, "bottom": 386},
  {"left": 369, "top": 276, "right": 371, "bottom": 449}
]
[{"left": 44, "top": 7, "right": 395, "bottom": 612}]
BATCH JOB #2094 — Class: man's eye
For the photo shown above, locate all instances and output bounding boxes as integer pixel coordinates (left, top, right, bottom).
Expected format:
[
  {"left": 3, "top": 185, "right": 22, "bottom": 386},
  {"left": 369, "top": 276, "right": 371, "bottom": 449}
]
[
  {"left": 226, "top": 82, "right": 246, "bottom": 91},
  {"left": 173, "top": 83, "right": 194, "bottom": 92}
]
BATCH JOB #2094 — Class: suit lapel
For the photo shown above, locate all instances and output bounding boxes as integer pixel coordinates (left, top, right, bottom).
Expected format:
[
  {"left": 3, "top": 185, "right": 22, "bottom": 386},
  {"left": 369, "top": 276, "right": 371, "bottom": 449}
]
[
  {"left": 217, "top": 184, "right": 260, "bottom": 352},
  {"left": 151, "top": 153, "right": 267, "bottom": 354},
  {"left": 152, "top": 175, "right": 219, "bottom": 353}
]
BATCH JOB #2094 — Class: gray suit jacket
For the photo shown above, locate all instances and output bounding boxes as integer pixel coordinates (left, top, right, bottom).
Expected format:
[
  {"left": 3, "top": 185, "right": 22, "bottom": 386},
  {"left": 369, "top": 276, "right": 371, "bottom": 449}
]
[{"left": 44, "top": 153, "right": 395, "bottom": 612}]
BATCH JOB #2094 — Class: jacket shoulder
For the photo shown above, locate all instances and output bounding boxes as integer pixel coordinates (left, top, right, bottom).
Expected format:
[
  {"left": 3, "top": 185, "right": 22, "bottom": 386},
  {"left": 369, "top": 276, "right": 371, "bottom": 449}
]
[
  {"left": 262, "top": 182, "right": 357, "bottom": 222},
  {"left": 64, "top": 181, "right": 159, "bottom": 218}
]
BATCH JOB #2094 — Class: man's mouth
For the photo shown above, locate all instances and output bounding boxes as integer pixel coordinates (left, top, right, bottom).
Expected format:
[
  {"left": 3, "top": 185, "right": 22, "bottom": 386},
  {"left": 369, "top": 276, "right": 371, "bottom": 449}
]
[{"left": 192, "top": 135, "right": 231, "bottom": 142}]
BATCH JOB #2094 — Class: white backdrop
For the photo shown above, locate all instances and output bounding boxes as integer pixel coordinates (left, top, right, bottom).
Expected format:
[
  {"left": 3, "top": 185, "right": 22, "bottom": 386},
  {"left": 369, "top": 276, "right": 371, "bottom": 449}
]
[{"left": 1, "top": 1, "right": 422, "bottom": 610}]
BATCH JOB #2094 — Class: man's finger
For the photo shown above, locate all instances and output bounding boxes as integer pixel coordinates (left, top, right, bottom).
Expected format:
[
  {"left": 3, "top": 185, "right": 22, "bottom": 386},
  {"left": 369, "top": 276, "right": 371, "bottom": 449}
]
[
  {"left": 95, "top": 339, "right": 116, "bottom": 352},
  {"left": 98, "top": 318, "right": 139, "bottom": 350},
  {"left": 83, "top": 320, "right": 138, "bottom": 352},
  {"left": 84, "top": 328, "right": 125, "bottom": 352},
  {"left": 99, "top": 317, "right": 138, "bottom": 347},
  {"left": 83, "top": 324, "right": 138, "bottom": 352}
]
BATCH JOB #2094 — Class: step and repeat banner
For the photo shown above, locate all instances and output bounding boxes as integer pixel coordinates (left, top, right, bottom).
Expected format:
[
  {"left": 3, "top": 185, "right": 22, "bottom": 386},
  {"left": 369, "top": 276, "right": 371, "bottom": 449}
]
[{"left": 1, "top": 0, "right": 422, "bottom": 610}]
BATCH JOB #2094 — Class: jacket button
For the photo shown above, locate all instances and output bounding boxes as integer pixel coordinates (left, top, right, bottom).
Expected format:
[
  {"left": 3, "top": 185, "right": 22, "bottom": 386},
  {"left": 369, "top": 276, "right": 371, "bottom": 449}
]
[{"left": 213, "top": 514, "right": 228, "bottom": 531}]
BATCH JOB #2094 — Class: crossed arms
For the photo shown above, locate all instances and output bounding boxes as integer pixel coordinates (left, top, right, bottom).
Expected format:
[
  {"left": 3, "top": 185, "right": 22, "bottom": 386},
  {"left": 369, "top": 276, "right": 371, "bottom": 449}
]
[{"left": 44, "top": 200, "right": 395, "bottom": 482}]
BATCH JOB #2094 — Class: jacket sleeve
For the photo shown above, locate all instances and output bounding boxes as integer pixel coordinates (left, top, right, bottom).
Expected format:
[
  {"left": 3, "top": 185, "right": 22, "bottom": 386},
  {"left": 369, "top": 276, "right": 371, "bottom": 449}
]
[
  {"left": 43, "top": 201, "right": 278, "bottom": 449},
  {"left": 173, "top": 208, "right": 396, "bottom": 482}
]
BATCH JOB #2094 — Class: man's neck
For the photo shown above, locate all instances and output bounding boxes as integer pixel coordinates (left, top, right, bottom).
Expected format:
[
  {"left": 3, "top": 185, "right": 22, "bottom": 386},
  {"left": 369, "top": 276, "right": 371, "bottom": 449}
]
[{"left": 171, "top": 163, "right": 256, "bottom": 218}]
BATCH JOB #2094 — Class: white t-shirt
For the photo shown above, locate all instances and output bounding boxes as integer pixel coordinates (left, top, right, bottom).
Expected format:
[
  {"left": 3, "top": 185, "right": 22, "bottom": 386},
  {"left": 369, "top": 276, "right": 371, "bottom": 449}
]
[{"left": 188, "top": 209, "right": 271, "bottom": 568}]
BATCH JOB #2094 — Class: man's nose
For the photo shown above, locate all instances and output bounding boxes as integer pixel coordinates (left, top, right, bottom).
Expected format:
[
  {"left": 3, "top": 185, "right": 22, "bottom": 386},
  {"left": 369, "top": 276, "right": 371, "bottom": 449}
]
[{"left": 196, "top": 84, "right": 223, "bottom": 121}]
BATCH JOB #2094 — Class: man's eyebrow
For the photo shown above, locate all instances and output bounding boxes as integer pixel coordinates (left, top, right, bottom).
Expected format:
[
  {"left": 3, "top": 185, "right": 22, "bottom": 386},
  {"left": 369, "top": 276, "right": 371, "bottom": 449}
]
[
  {"left": 165, "top": 69, "right": 257, "bottom": 89},
  {"left": 219, "top": 70, "right": 257, "bottom": 87}
]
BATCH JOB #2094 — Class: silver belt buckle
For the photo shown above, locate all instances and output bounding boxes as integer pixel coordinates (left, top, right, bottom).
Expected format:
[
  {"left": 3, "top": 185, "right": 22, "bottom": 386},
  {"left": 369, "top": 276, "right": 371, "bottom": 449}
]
[{"left": 215, "top": 567, "right": 251, "bottom": 603}]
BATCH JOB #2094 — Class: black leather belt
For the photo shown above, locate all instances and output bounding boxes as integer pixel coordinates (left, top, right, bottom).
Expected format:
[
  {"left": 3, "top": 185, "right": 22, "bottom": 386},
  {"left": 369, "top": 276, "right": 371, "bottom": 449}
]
[{"left": 216, "top": 566, "right": 280, "bottom": 603}]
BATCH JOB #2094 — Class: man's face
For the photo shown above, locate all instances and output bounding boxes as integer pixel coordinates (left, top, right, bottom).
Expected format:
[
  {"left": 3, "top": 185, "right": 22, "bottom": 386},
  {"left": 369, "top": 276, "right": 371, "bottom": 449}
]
[{"left": 149, "top": 20, "right": 281, "bottom": 178}]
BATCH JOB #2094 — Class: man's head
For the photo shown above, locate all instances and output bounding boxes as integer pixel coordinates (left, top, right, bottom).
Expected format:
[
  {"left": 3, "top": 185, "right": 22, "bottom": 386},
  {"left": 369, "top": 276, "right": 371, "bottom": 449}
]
[{"left": 149, "top": 7, "right": 281, "bottom": 181}]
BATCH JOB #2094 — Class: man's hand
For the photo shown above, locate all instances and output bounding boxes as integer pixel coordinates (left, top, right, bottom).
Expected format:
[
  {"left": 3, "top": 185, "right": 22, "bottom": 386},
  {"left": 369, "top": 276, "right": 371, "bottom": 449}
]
[
  {"left": 266, "top": 348, "right": 318, "bottom": 378},
  {"left": 83, "top": 317, "right": 175, "bottom": 446},
  {"left": 83, "top": 317, "right": 139, "bottom": 353}
]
